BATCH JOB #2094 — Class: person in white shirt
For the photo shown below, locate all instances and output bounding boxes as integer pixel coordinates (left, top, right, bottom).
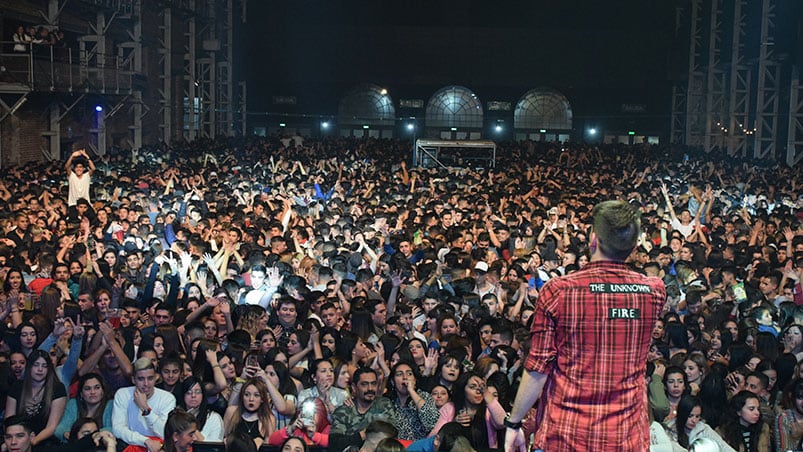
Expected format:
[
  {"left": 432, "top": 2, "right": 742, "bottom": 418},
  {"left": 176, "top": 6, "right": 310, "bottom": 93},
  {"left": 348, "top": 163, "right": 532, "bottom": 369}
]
[
  {"left": 65, "top": 149, "right": 95, "bottom": 206},
  {"left": 112, "top": 358, "right": 176, "bottom": 452}
]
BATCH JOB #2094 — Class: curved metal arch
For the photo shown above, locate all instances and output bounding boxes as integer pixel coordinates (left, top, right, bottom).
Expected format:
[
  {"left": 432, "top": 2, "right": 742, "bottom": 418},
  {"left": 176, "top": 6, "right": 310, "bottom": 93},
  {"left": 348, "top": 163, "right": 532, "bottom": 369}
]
[
  {"left": 338, "top": 83, "right": 396, "bottom": 125},
  {"left": 425, "top": 85, "right": 483, "bottom": 128},
  {"left": 514, "top": 88, "right": 573, "bottom": 130}
]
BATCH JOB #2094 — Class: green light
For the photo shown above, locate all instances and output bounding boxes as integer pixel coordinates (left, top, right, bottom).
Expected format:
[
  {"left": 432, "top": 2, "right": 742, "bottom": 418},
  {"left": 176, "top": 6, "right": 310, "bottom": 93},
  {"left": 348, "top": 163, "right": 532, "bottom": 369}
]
[
  {"left": 450, "top": 127, "right": 457, "bottom": 131},
  {"left": 628, "top": 131, "right": 635, "bottom": 135},
  {"left": 539, "top": 129, "right": 547, "bottom": 133},
  {"left": 279, "top": 123, "right": 286, "bottom": 127},
  {"left": 363, "top": 125, "right": 369, "bottom": 129}
]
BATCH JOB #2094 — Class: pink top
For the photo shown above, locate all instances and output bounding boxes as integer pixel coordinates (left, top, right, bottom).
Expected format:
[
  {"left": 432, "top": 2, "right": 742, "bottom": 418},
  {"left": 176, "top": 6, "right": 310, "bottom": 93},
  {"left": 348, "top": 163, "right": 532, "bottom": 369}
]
[
  {"left": 267, "top": 425, "right": 330, "bottom": 447},
  {"left": 428, "top": 399, "right": 506, "bottom": 448}
]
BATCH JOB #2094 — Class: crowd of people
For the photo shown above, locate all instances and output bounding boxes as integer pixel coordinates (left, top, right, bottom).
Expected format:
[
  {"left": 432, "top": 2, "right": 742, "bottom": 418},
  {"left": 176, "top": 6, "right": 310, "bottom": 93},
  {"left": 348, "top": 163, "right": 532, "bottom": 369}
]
[
  {"left": 0, "top": 134, "right": 799, "bottom": 452},
  {"left": 11, "top": 25, "right": 68, "bottom": 54}
]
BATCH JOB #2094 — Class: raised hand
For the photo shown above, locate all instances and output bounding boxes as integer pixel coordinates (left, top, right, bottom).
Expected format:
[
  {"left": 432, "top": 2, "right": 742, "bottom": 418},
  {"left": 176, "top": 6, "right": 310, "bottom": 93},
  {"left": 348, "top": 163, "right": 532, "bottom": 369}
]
[
  {"left": 266, "top": 266, "right": 283, "bottom": 287},
  {"left": 423, "top": 348, "right": 438, "bottom": 375}
]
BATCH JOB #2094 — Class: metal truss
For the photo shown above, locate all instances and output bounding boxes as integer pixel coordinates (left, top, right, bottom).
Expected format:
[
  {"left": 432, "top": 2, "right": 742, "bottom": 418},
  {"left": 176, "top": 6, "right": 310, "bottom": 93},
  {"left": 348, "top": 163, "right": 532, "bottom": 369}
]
[
  {"left": 158, "top": 6, "right": 172, "bottom": 143},
  {"left": 685, "top": 0, "right": 705, "bottom": 148},
  {"left": 753, "top": 0, "right": 780, "bottom": 159},
  {"left": 703, "top": 0, "right": 726, "bottom": 152},
  {"left": 727, "top": 0, "right": 751, "bottom": 158},
  {"left": 787, "top": 69, "right": 803, "bottom": 166}
]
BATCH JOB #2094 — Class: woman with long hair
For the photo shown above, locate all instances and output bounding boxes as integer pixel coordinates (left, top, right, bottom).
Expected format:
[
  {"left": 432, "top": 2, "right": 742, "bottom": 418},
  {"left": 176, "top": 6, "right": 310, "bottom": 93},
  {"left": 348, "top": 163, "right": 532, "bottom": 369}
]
[
  {"left": 177, "top": 376, "right": 224, "bottom": 441},
  {"left": 267, "top": 397, "right": 329, "bottom": 447},
  {"left": 431, "top": 384, "right": 450, "bottom": 409},
  {"left": 156, "top": 324, "right": 184, "bottom": 357},
  {"left": 405, "top": 337, "right": 433, "bottom": 377},
  {"left": 296, "top": 359, "right": 347, "bottom": 419},
  {"left": 716, "top": 391, "right": 770, "bottom": 452},
  {"left": 264, "top": 361, "right": 298, "bottom": 429},
  {"left": 256, "top": 328, "right": 277, "bottom": 354},
  {"left": 191, "top": 339, "right": 227, "bottom": 396},
  {"left": 54, "top": 373, "right": 113, "bottom": 443},
  {"left": 93, "top": 289, "right": 112, "bottom": 321},
  {"left": 206, "top": 351, "right": 238, "bottom": 415},
  {"left": 421, "top": 353, "right": 462, "bottom": 392},
  {"left": 662, "top": 395, "right": 734, "bottom": 451},
  {"left": 223, "top": 377, "right": 276, "bottom": 449},
  {"left": 39, "top": 287, "right": 62, "bottom": 326},
  {"left": 387, "top": 361, "right": 439, "bottom": 441},
  {"left": 776, "top": 378, "right": 803, "bottom": 451},
  {"left": 163, "top": 408, "right": 199, "bottom": 452},
  {"left": 16, "top": 321, "right": 40, "bottom": 357},
  {"left": 5, "top": 349, "right": 68, "bottom": 445},
  {"left": 654, "top": 366, "right": 689, "bottom": 423},
  {"left": 237, "top": 305, "right": 269, "bottom": 341},
  {"left": 782, "top": 324, "right": 803, "bottom": 363},
  {"left": 336, "top": 331, "right": 371, "bottom": 379},
  {"left": 683, "top": 352, "right": 709, "bottom": 396},
  {"left": 428, "top": 372, "right": 506, "bottom": 449},
  {"left": 318, "top": 327, "right": 339, "bottom": 360}
]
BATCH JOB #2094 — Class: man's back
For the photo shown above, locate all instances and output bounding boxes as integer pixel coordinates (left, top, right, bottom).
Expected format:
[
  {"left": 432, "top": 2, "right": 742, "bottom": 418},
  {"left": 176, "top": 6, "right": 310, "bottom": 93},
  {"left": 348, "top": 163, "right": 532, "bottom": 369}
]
[{"left": 526, "top": 260, "right": 665, "bottom": 450}]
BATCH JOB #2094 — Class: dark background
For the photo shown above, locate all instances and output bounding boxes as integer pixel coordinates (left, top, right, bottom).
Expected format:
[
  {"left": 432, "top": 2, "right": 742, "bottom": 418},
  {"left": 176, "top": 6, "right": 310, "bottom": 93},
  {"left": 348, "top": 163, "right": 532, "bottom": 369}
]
[{"left": 242, "top": 1, "right": 677, "bottom": 125}]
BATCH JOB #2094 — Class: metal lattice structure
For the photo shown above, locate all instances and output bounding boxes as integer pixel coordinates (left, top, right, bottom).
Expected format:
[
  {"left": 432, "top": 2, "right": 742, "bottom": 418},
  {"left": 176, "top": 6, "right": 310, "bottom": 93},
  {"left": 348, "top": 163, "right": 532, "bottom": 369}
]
[
  {"left": 685, "top": 0, "right": 706, "bottom": 148},
  {"left": 425, "top": 86, "right": 483, "bottom": 129},
  {"left": 671, "top": 0, "right": 798, "bottom": 165},
  {"left": 337, "top": 83, "right": 396, "bottom": 126},
  {"left": 703, "top": 0, "right": 726, "bottom": 152},
  {"left": 788, "top": 69, "right": 803, "bottom": 166},
  {"left": 158, "top": 5, "right": 172, "bottom": 143},
  {"left": 753, "top": 0, "right": 780, "bottom": 159},
  {"left": 727, "top": 0, "right": 751, "bottom": 157},
  {"left": 182, "top": 0, "right": 241, "bottom": 140},
  {"left": 513, "top": 88, "right": 572, "bottom": 131}
]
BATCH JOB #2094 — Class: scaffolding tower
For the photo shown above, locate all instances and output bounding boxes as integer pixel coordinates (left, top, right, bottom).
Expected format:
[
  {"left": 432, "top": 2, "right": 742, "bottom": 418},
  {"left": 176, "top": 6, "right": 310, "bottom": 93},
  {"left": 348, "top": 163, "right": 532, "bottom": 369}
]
[{"left": 670, "top": 0, "right": 798, "bottom": 165}]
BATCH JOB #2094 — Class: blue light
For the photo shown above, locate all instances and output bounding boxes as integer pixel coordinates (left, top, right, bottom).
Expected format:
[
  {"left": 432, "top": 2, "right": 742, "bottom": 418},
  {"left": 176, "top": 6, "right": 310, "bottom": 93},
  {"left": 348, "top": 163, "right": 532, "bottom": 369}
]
[
  {"left": 495, "top": 125, "right": 503, "bottom": 132},
  {"left": 588, "top": 128, "right": 597, "bottom": 135},
  {"left": 95, "top": 105, "right": 103, "bottom": 112},
  {"left": 407, "top": 123, "right": 415, "bottom": 131},
  {"left": 321, "top": 121, "right": 329, "bottom": 129}
]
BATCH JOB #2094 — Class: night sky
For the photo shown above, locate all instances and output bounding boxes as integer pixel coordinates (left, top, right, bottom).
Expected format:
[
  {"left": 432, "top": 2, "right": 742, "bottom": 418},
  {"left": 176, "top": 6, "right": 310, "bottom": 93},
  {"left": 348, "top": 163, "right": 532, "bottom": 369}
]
[{"left": 242, "top": 1, "right": 676, "bottom": 122}]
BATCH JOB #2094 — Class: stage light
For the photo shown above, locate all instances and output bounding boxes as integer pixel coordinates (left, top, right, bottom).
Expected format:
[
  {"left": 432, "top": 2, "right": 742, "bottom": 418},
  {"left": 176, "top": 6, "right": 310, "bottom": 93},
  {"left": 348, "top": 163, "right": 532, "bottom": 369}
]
[
  {"left": 539, "top": 129, "right": 547, "bottom": 133},
  {"left": 363, "top": 125, "right": 369, "bottom": 129},
  {"left": 628, "top": 131, "right": 635, "bottom": 136},
  {"left": 588, "top": 128, "right": 597, "bottom": 135},
  {"left": 450, "top": 127, "right": 457, "bottom": 131},
  {"left": 279, "top": 123, "right": 286, "bottom": 127},
  {"left": 407, "top": 123, "right": 415, "bottom": 131},
  {"left": 495, "top": 125, "right": 502, "bottom": 132},
  {"left": 95, "top": 105, "right": 103, "bottom": 112},
  {"left": 321, "top": 121, "right": 329, "bottom": 129},
  {"left": 380, "top": 89, "right": 387, "bottom": 96}
]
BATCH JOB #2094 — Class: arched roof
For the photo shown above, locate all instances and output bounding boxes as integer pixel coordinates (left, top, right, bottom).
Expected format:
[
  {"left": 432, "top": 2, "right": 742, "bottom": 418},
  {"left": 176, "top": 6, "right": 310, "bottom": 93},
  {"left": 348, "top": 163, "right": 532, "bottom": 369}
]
[
  {"left": 514, "top": 88, "right": 572, "bottom": 130},
  {"left": 425, "top": 85, "right": 483, "bottom": 128},
  {"left": 338, "top": 83, "right": 396, "bottom": 125}
]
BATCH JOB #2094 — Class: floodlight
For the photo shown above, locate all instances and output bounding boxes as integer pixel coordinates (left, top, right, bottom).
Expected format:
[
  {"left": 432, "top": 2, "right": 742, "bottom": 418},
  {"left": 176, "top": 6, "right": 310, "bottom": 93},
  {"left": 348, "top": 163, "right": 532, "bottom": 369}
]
[
  {"left": 95, "top": 105, "right": 103, "bottom": 112},
  {"left": 407, "top": 123, "right": 415, "bottom": 131},
  {"left": 495, "top": 125, "right": 502, "bottom": 132},
  {"left": 588, "top": 128, "right": 597, "bottom": 135},
  {"left": 321, "top": 121, "right": 329, "bottom": 129}
]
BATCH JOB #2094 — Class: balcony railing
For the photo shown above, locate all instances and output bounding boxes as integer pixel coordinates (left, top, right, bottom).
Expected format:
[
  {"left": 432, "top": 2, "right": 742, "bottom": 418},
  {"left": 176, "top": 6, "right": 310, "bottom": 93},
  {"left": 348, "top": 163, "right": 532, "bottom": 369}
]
[{"left": 0, "top": 42, "right": 139, "bottom": 94}]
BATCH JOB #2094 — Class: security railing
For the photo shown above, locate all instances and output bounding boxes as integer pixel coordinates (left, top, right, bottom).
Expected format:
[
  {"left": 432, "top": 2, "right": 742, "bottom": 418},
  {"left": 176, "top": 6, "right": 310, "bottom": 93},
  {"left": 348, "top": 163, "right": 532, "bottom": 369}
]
[{"left": 0, "top": 41, "right": 138, "bottom": 94}]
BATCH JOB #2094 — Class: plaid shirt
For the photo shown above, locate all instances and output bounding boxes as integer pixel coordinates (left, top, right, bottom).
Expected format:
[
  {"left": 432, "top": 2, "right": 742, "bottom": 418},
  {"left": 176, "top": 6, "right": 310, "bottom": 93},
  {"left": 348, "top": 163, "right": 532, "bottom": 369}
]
[{"left": 525, "top": 260, "right": 665, "bottom": 451}]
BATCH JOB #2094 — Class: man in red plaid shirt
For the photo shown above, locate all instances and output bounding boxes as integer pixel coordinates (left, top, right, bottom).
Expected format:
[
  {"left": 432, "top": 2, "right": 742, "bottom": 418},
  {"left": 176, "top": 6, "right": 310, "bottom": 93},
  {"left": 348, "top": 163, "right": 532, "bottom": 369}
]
[{"left": 505, "top": 200, "right": 666, "bottom": 451}]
